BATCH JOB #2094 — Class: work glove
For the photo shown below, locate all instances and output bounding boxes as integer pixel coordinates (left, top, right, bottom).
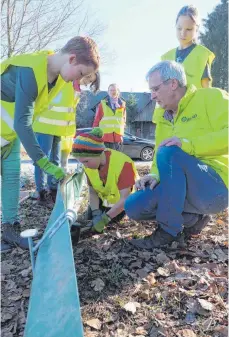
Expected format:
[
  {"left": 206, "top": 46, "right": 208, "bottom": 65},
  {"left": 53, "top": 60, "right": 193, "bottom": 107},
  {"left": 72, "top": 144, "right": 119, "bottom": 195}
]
[
  {"left": 92, "top": 212, "right": 111, "bottom": 233},
  {"left": 36, "top": 156, "right": 66, "bottom": 181},
  {"left": 1, "top": 142, "right": 14, "bottom": 159},
  {"left": 81, "top": 212, "right": 111, "bottom": 234}
]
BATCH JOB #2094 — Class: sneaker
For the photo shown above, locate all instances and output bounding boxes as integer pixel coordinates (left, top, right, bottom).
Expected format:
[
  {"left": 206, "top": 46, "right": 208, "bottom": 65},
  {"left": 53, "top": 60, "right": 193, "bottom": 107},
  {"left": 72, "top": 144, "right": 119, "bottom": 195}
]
[
  {"left": 2, "top": 222, "right": 29, "bottom": 249},
  {"left": 38, "top": 189, "right": 54, "bottom": 208},
  {"left": 130, "top": 226, "right": 180, "bottom": 250},
  {"left": 184, "top": 215, "right": 211, "bottom": 238}
]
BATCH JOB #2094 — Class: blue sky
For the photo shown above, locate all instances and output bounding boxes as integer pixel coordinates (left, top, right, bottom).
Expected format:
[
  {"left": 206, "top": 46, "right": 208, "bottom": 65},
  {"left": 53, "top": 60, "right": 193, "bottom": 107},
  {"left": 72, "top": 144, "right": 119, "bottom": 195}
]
[{"left": 85, "top": 0, "right": 220, "bottom": 92}]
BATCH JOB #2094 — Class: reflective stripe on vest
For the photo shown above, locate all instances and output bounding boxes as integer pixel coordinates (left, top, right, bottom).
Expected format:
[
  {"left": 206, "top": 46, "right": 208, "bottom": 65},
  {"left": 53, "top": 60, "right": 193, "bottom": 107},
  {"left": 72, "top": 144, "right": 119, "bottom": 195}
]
[
  {"left": 1, "top": 137, "right": 10, "bottom": 147},
  {"left": 1, "top": 106, "right": 14, "bottom": 130},
  {"left": 48, "top": 105, "right": 75, "bottom": 113},
  {"left": 99, "top": 100, "right": 125, "bottom": 135},
  {"left": 101, "top": 117, "right": 123, "bottom": 121},
  {"left": 37, "top": 117, "right": 75, "bottom": 126},
  {"left": 32, "top": 82, "right": 78, "bottom": 136}
]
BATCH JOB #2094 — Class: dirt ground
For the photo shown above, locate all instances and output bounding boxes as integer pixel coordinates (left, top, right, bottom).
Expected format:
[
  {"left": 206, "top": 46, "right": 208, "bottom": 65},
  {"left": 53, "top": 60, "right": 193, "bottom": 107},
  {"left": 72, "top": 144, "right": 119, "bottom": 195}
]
[{"left": 1, "top": 165, "right": 228, "bottom": 337}]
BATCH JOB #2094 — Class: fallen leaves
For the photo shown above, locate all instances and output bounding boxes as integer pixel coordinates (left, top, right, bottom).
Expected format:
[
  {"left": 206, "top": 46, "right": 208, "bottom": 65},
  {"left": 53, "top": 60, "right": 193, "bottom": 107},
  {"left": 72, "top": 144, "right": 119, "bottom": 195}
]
[
  {"left": 197, "top": 298, "right": 214, "bottom": 312},
  {"left": 157, "top": 267, "right": 170, "bottom": 277},
  {"left": 1, "top": 167, "right": 228, "bottom": 337},
  {"left": 177, "top": 329, "right": 197, "bottom": 337},
  {"left": 86, "top": 318, "right": 102, "bottom": 330},
  {"left": 155, "top": 251, "right": 170, "bottom": 265},
  {"left": 91, "top": 278, "right": 105, "bottom": 292},
  {"left": 123, "top": 301, "right": 141, "bottom": 314}
]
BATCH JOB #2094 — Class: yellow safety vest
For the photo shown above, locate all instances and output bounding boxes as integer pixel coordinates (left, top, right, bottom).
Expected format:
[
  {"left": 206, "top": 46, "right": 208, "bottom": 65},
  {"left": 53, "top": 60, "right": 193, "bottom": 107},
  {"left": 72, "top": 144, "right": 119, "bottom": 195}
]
[
  {"left": 85, "top": 149, "right": 137, "bottom": 206},
  {"left": 1, "top": 51, "right": 77, "bottom": 146},
  {"left": 99, "top": 100, "right": 125, "bottom": 136},
  {"left": 161, "top": 45, "right": 215, "bottom": 88},
  {"left": 152, "top": 45, "right": 215, "bottom": 124},
  {"left": 61, "top": 91, "right": 81, "bottom": 152}
]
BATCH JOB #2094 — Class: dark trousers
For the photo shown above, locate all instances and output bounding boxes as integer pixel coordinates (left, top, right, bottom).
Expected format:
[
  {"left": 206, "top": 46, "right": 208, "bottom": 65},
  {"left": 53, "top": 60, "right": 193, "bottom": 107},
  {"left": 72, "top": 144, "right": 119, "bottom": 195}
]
[
  {"left": 104, "top": 142, "right": 123, "bottom": 152},
  {"left": 125, "top": 146, "right": 228, "bottom": 236}
]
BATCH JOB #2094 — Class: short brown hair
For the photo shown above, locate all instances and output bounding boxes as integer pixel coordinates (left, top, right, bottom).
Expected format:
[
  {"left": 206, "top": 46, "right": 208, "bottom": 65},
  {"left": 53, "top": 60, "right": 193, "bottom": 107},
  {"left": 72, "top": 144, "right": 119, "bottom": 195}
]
[{"left": 61, "top": 36, "right": 100, "bottom": 70}]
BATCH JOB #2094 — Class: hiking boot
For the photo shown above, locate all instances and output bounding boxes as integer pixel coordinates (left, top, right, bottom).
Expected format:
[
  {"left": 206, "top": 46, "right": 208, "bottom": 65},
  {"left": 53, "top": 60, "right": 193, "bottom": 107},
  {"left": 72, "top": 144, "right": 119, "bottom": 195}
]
[
  {"left": 2, "top": 222, "right": 29, "bottom": 250},
  {"left": 130, "top": 226, "right": 180, "bottom": 250},
  {"left": 38, "top": 189, "right": 54, "bottom": 208},
  {"left": 50, "top": 189, "right": 57, "bottom": 203},
  {"left": 184, "top": 215, "right": 211, "bottom": 238}
]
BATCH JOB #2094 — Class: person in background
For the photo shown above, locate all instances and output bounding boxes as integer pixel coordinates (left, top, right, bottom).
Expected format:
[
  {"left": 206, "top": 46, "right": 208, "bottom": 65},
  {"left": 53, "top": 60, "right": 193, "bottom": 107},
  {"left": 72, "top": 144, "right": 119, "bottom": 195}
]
[
  {"left": 1, "top": 36, "right": 100, "bottom": 251},
  {"left": 162, "top": 5, "right": 215, "bottom": 88},
  {"left": 71, "top": 127, "right": 137, "bottom": 234},
  {"left": 125, "top": 61, "right": 228, "bottom": 250},
  {"left": 153, "top": 5, "right": 215, "bottom": 124},
  {"left": 60, "top": 72, "right": 100, "bottom": 174},
  {"left": 93, "top": 83, "right": 126, "bottom": 151}
]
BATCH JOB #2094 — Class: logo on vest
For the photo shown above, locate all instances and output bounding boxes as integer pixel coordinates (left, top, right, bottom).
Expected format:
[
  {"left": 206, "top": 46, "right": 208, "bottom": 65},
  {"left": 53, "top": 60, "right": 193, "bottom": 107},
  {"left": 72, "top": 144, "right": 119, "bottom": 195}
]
[
  {"left": 197, "top": 164, "right": 208, "bottom": 172},
  {"left": 181, "top": 114, "right": 197, "bottom": 122},
  {"left": 52, "top": 92, "right": 62, "bottom": 103}
]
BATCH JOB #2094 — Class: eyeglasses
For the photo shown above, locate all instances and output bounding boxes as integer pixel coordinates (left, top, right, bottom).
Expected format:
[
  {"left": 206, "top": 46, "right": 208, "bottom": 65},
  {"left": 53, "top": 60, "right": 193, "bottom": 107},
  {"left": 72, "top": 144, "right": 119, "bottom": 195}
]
[{"left": 150, "top": 79, "right": 170, "bottom": 93}]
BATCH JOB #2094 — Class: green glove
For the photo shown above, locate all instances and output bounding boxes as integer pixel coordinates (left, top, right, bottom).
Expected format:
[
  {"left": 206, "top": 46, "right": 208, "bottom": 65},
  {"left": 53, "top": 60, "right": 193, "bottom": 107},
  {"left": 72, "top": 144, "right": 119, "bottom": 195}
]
[
  {"left": 1, "top": 142, "right": 14, "bottom": 159},
  {"left": 92, "top": 212, "right": 111, "bottom": 233},
  {"left": 36, "top": 156, "right": 66, "bottom": 181}
]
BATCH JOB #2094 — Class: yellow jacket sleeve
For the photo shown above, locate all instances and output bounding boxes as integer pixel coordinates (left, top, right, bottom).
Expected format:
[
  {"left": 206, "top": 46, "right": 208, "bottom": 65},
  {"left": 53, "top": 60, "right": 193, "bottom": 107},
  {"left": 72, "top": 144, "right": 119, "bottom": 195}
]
[{"left": 181, "top": 89, "right": 228, "bottom": 157}]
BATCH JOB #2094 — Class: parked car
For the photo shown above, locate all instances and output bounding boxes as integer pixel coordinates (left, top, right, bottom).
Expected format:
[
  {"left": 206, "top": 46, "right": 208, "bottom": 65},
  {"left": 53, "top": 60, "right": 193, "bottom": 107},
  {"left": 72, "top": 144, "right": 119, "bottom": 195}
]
[{"left": 75, "top": 128, "right": 155, "bottom": 161}]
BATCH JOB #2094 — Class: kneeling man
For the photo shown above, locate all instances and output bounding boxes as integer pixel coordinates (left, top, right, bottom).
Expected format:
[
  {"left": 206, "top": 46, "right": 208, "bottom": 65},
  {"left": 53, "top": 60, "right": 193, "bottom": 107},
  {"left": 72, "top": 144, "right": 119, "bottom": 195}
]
[{"left": 125, "top": 61, "right": 228, "bottom": 249}]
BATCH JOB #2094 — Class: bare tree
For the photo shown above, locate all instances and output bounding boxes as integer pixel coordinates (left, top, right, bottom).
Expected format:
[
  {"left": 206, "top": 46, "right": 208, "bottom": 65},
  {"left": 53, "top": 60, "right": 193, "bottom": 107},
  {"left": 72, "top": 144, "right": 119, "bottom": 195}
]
[{"left": 1, "top": 0, "right": 105, "bottom": 58}]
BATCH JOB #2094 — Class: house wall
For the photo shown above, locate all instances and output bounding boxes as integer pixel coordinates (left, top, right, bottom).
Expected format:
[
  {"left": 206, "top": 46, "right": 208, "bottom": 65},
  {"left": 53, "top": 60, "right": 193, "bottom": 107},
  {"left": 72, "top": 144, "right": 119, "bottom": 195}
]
[{"left": 127, "top": 122, "right": 156, "bottom": 140}]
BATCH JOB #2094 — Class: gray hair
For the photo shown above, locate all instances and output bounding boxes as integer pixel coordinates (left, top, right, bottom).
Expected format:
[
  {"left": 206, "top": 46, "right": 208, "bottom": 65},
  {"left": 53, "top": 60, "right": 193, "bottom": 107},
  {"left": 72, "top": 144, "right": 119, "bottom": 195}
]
[{"left": 146, "top": 61, "right": 187, "bottom": 87}]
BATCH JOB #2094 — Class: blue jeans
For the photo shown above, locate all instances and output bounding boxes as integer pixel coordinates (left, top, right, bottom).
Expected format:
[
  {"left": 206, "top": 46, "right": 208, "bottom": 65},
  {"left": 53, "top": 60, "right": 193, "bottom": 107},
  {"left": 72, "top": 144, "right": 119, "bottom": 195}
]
[
  {"left": 1, "top": 138, "right": 21, "bottom": 224},
  {"left": 125, "top": 146, "right": 228, "bottom": 237},
  {"left": 35, "top": 133, "right": 61, "bottom": 192}
]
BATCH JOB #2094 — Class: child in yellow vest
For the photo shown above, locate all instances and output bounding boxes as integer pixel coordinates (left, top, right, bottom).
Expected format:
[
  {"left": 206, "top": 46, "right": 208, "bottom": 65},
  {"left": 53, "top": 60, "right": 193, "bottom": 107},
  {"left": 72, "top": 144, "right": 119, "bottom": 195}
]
[
  {"left": 152, "top": 5, "right": 215, "bottom": 124},
  {"left": 1, "top": 36, "right": 100, "bottom": 251},
  {"left": 162, "top": 5, "right": 215, "bottom": 88},
  {"left": 71, "top": 127, "right": 137, "bottom": 234},
  {"left": 61, "top": 71, "right": 100, "bottom": 173}
]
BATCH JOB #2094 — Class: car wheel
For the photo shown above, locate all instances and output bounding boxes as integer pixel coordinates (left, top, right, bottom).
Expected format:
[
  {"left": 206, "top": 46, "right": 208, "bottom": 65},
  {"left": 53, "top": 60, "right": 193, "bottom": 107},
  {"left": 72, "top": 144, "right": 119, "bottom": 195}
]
[{"left": 140, "top": 147, "right": 154, "bottom": 161}]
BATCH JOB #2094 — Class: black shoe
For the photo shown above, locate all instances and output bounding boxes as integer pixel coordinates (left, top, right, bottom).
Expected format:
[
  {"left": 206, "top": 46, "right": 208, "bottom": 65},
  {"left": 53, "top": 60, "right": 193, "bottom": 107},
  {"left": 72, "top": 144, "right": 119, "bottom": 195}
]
[
  {"left": 38, "top": 189, "right": 54, "bottom": 208},
  {"left": 130, "top": 226, "right": 180, "bottom": 250},
  {"left": 184, "top": 215, "right": 211, "bottom": 238},
  {"left": 50, "top": 189, "right": 57, "bottom": 203},
  {"left": 71, "top": 225, "right": 81, "bottom": 245},
  {"left": 2, "top": 222, "right": 29, "bottom": 250}
]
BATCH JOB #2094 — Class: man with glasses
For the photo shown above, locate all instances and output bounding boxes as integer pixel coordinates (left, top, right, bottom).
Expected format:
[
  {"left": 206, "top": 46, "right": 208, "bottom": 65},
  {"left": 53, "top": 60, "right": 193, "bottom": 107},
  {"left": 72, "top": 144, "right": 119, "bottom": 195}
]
[{"left": 124, "top": 60, "right": 228, "bottom": 249}]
